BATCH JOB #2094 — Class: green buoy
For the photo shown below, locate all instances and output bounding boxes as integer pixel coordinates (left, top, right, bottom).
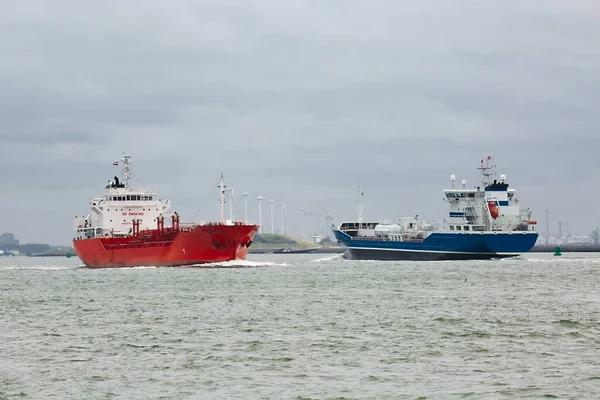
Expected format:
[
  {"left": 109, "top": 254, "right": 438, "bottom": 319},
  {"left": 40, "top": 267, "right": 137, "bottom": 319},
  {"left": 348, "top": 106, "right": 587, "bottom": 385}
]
[
  {"left": 66, "top": 252, "right": 72, "bottom": 258},
  {"left": 554, "top": 246, "right": 562, "bottom": 256}
]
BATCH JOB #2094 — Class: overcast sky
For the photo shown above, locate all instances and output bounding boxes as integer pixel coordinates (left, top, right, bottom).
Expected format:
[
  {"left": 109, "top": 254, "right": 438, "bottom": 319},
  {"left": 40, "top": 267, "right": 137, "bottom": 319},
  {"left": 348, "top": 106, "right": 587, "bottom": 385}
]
[{"left": 1, "top": 0, "right": 599, "bottom": 245}]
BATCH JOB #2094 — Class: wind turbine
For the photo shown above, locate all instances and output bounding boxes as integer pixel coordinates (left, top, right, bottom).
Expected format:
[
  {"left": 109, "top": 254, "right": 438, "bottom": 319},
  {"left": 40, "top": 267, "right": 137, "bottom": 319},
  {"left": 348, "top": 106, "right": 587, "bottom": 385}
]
[
  {"left": 317, "top": 212, "right": 322, "bottom": 235},
  {"left": 324, "top": 210, "right": 334, "bottom": 230},
  {"left": 301, "top": 208, "right": 308, "bottom": 240},
  {"left": 256, "top": 195, "right": 264, "bottom": 233},
  {"left": 279, "top": 202, "right": 286, "bottom": 234},
  {"left": 309, "top": 212, "right": 318, "bottom": 242},
  {"left": 269, "top": 198, "right": 275, "bottom": 234},
  {"left": 307, "top": 210, "right": 315, "bottom": 239},
  {"left": 242, "top": 192, "right": 249, "bottom": 223}
]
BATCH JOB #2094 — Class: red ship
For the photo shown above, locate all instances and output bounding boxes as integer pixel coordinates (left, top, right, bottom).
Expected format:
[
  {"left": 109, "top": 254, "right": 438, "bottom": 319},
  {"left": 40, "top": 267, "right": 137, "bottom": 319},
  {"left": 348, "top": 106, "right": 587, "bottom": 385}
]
[{"left": 73, "top": 154, "right": 259, "bottom": 268}]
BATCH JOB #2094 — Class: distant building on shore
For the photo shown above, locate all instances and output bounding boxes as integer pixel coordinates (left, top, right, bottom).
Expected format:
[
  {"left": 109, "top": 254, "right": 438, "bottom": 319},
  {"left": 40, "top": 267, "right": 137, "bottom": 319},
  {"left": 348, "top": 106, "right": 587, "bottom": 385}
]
[{"left": 0, "top": 232, "right": 19, "bottom": 247}]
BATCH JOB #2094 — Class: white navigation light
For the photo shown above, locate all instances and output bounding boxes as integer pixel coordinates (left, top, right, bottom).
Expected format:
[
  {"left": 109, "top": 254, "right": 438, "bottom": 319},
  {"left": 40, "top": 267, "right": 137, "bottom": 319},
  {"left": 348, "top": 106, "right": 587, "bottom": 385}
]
[
  {"left": 461, "top": 179, "right": 467, "bottom": 188},
  {"left": 500, "top": 174, "right": 506, "bottom": 182},
  {"left": 450, "top": 174, "right": 456, "bottom": 182}
]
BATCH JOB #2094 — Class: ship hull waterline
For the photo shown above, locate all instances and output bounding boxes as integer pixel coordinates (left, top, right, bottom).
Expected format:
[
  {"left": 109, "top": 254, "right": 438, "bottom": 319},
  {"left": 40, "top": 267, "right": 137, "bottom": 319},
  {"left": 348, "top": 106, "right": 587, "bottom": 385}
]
[
  {"left": 343, "top": 248, "right": 519, "bottom": 261},
  {"left": 73, "top": 224, "right": 258, "bottom": 268},
  {"left": 334, "top": 230, "right": 538, "bottom": 262}
]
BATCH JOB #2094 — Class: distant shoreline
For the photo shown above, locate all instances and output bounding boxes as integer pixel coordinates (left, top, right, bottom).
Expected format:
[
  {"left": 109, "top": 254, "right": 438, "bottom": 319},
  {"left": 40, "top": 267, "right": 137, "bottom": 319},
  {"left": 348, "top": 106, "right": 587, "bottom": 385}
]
[
  {"left": 248, "top": 246, "right": 346, "bottom": 254},
  {"left": 530, "top": 244, "right": 600, "bottom": 252}
]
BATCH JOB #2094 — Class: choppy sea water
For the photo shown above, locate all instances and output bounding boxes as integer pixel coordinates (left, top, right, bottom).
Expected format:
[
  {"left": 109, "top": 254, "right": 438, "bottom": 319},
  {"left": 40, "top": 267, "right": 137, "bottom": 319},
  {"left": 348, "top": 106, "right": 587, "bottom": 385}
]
[{"left": 1, "top": 252, "right": 599, "bottom": 399}]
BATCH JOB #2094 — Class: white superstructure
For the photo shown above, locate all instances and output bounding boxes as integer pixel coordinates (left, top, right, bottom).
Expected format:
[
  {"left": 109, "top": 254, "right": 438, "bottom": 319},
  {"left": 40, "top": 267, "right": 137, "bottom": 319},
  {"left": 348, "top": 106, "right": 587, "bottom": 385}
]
[
  {"left": 442, "top": 155, "right": 534, "bottom": 233},
  {"left": 74, "top": 154, "right": 172, "bottom": 239}
]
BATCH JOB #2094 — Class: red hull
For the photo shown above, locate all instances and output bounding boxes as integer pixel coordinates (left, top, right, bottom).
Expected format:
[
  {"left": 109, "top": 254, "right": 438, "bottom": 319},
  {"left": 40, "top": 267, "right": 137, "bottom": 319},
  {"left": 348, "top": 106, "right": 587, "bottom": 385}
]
[{"left": 73, "top": 223, "right": 258, "bottom": 268}]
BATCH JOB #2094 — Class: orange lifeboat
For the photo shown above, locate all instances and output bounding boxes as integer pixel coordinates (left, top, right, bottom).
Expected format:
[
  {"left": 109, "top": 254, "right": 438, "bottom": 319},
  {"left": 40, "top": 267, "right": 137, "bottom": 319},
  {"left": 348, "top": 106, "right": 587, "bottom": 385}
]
[
  {"left": 527, "top": 220, "right": 537, "bottom": 225},
  {"left": 487, "top": 201, "right": 500, "bottom": 219}
]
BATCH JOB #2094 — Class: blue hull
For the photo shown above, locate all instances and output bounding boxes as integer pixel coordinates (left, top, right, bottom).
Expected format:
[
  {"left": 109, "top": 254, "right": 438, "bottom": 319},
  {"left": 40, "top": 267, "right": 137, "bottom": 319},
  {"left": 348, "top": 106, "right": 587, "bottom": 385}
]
[{"left": 333, "top": 230, "right": 538, "bottom": 261}]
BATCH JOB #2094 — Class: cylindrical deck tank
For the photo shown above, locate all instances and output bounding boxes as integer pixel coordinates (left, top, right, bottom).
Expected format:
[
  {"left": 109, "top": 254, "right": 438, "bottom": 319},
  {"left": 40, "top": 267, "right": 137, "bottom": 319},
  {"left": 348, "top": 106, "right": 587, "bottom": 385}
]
[{"left": 374, "top": 224, "right": 402, "bottom": 237}]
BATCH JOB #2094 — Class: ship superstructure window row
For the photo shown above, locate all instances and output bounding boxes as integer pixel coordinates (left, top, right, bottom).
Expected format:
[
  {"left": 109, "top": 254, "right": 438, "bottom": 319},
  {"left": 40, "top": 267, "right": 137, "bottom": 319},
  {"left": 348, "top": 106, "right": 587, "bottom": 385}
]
[
  {"left": 446, "top": 192, "right": 476, "bottom": 198},
  {"left": 106, "top": 195, "right": 155, "bottom": 201}
]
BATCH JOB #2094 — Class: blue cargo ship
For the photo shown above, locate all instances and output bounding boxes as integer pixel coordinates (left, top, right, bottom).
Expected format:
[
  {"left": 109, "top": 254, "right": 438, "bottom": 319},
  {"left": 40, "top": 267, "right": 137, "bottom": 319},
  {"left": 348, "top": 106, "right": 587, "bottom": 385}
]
[{"left": 332, "top": 156, "right": 539, "bottom": 261}]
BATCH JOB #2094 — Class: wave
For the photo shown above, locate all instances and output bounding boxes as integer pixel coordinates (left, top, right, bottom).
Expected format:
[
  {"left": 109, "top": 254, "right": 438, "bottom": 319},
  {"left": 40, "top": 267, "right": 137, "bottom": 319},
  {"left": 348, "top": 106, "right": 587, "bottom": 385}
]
[
  {"left": 185, "top": 259, "right": 289, "bottom": 268},
  {"left": 105, "top": 260, "right": 288, "bottom": 269},
  {"left": 309, "top": 254, "right": 344, "bottom": 263}
]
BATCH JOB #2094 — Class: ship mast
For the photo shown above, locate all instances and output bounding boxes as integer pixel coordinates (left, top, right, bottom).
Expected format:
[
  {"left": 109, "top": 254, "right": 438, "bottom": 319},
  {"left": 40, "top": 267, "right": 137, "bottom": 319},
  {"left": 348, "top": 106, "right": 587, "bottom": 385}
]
[
  {"left": 477, "top": 155, "right": 496, "bottom": 186},
  {"left": 121, "top": 153, "right": 132, "bottom": 188},
  {"left": 357, "top": 186, "right": 364, "bottom": 229},
  {"left": 219, "top": 174, "right": 226, "bottom": 223}
]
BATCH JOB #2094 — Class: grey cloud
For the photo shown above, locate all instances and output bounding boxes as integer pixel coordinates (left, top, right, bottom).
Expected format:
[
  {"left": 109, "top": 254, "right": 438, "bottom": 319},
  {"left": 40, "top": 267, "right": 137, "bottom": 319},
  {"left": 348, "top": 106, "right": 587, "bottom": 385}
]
[{"left": 1, "top": 0, "right": 599, "bottom": 244}]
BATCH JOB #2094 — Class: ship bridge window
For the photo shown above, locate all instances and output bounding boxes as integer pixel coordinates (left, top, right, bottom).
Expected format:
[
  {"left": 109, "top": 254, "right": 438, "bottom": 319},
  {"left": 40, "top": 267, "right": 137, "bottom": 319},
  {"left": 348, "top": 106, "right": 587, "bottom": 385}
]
[
  {"left": 468, "top": 193, "right": 475, "bottom": 198},
  {"left": 464, "top": 225, "right": 469, "bottom": 231},
  {"left": 449, "top": 226, "right": 455, "bottom": 231},
  {"left": 456, "top": 226, "right": 462, "bottom": 231}
]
